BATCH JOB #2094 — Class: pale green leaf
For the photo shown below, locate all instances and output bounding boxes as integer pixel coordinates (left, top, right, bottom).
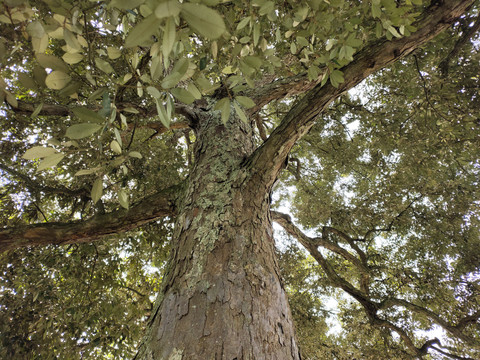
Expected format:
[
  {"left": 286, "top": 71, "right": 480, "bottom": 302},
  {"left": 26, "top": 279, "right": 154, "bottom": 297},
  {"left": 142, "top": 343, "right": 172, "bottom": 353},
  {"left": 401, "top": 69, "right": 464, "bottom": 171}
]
[
  {"left": 75, "top": 168, "right": 99, "bottom": 176},
  {"left": 95, "top": 58, "right": 114, "bottom": 74},
  {"left": 37, "top": 54, "right": 69, "bottom": 73},
  {"left": 110, "top": 0, "right": 144, "bottom": 9},
  {"left": 237, "top": 16, "right": 251, "bottom": 31},
  {"left": 45, "top": 71, "right": 71, "bottom": 90},
  {"left": 91, "top": 178, "right": 103, "bottom": 204},
  {"left": 62, "top": 52, "right": 83, "bottom": 64},
  {"left": 387, "top": 25, "right": 402, "bottom": 38},
  {"left": 253, "top": 23, "right": 260, "bottom": 46},
  {"left": 110, "top": 140, "right": 122, "bottom": 154},
  {"left": 155, "top": 0, "right": 181, "bottom": 18},
  {"left": 114, "top": 128, "right": 123, "bottom": 146},
  {"left": 128, "top": 151, "right": 142, "bottom": 159},
  {"left": 31, "top": 103, "right": 43, "bottom": 118},
  {"left": 36, "top": 152, "right": 65, "bottom": 171},
  {"left": 118, "top": 189, "right": 129, "bottom": 209},
  {"left": 107, "top": 47, "right": 122, "bottom": 59},
  {"left": 23, "top": 146, "right": 56, "bottom": 160},
  {"left": 170, "top": 87, "right": 196, "bottom": 104},
  {"left": 64, "top": 28, "right": 81, "bottom": 51},
  {"left": 161, "top": 72, "right": 182, "bottom": 89},
  {"left": 27, "top": 21, "right": 45, "bottom": 38},
  {"left": 72, "top": 107, "right": 105, "bottom": 123},
  {"left": 235, "top": 96, "right": 255, "bottom": 109},
  {"left": 187, "top": 82, "right": 202, "bottom": 100},
  {"left": 150, "top": 56, "right": 163, "bottom": 80},
  {"left": 5, "top": 92, "right": 18, "bottom": 108},
  {"left": 162, "top": 17, "right": 176, "bottom": 58},
  {"left": 18, "top": 73, "right": 37, "bottom": 90},
  {"left": 181, "top": 3, "right": 226, "bottom": 40},
  {"left": 155, "top": 98, "right": 171, "bottom": 128},
  {"left": 147, "top": 86, "right": 162, "bottom": 98},
  {"left": 66, "top": 123, "right": 102, "bottom": 139},
  {"left": 330, "top": 69, "right": 344, "bottom": 87},
  {"left": 125, "top": 14, "right": 161, "bottom": 48},
  {"left": 214, "top": 97, "right": 230, "bottom": 124},
  {"left": 233, "top": 101, "right": 248, "bottom": 123}
]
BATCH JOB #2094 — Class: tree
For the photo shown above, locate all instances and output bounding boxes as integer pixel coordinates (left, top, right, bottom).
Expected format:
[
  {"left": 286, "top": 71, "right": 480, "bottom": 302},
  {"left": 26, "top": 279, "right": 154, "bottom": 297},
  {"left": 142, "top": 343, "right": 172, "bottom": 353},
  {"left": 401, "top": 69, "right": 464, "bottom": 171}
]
[{"left": 0, "top": 0, "right": 479, "bottom": 358}]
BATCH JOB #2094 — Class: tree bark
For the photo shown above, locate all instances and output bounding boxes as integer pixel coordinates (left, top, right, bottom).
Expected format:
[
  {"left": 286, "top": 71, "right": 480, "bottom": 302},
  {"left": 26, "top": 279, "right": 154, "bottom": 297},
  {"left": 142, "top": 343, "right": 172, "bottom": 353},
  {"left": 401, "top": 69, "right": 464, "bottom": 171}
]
[{"left": 134, "top": 109, "right": 300, "bottom": 359}]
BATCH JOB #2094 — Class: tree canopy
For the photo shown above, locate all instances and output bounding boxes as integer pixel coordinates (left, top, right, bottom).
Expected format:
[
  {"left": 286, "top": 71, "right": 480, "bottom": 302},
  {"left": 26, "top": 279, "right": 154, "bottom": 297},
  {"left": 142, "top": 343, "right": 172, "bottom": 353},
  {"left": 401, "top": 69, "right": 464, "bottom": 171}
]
[{"left": 0, "top": 0, "right": 479, "bottom": 359}]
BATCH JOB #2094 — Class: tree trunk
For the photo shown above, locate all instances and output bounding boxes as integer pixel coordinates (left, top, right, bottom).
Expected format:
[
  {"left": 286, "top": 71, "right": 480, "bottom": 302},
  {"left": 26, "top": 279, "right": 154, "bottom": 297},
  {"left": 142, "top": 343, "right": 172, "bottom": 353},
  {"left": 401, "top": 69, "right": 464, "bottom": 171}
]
[{"left": 134, "top": 109, "right": 300, "bottom": 359}]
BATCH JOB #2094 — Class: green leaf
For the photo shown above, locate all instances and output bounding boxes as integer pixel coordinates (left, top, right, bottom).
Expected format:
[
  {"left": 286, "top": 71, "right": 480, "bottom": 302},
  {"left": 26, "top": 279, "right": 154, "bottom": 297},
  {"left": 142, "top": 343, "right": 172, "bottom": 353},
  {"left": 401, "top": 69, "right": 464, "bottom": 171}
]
[
  {"left": 214, "top": 97, "right": 230, "bottom": 124},
  {"left": 235, "top": 96, "right": 255, "bottom": 109},
  {"left": 125, "top": 14, "right": 161, "bottom": 48},
  {"left": 330, "top": 69, "right": 344, "bottom": 87},
  {"left": 36, "top": 54, "right": 69, "bottom": 72},
  {"left": 107, "top": 47, "right": 122, "bottom": 60},
  {"left": 23, "top": 146, "right": 56, "bottom": 160},
  {"left": 170, "top": 87, "right": 196, "bottom": 104},
  {"left": 5, "top": 91, "right": 17, "bottom": 108},
  {"left": 75, "top": 168, "right": 99, "bottom": 176},
  {"left": 36, "top": 152, "right": 65, "bottom": 171},
  {"left": 181, "top": 3, "right": 226, "bottom": 39},
  {"left": 387, "top": 25, "right": 402, "bottom": 38},
  {"left": 161, "top": 72, "right": 183, "bottom": 89},
  {"left": 18, "top": 73, "right": 37, "bottom": 89},
  {"left": 62, "top": 52, "right": 83, "bottom": 65},
  {"left": 118, "top": 189, "right": 129, "bottom": 209},
  {"left": 187, "top": 83, "right": 202, "bottom": 100},
  {"left": 162, "top": 17, "right": 176, "bottom": 58},
  {"left": 155, "top": 0, "right": 181, "bottom": 18},
  {"left": 64, "top": 28, "right": 81, "bottom": 51},
  {"left": 128, "top": 151, "right": 142, "bottom": 159},
  {"left": 155, "top": 98, "right": 171, "bottom": 128},
  {"left": 110, "top": 140, "right": 122, "bottom": 154},
  {"left": 259, "top": 1, "right": 274, "bottom": 16},
  {"left": 27, "top": 20, "right": 45, "bottom": 39},
  {"left": 31, "top": 103, "right": 43, "bottom": 118},
  {"left": 110, "top": 0, "right": 144, "bottom": 9},
  {"left": 91, "top": 178, "right": 103, "bottom": 204},
  {"left": 72, "top": 107, "right": 105, "bottom": 123},
  {"left": 66, "top": 123, "right": 102, "bottom": 139},
  {"left": 45, "top": 71, "right": 71, "bottom": 90},
  {"left": 244, "top": 56, "right": 262, "bottom": 69},
  {"left": 237, "top": 16, "right": 251, "bottom": 31},
  {"left": 233, "top": 101, "right": 248, "bottom": 123},
  {"left": 95, "top": 58, "right": 114, "bottom": 74},
  {"left": 372, "top": 3, "right": 381, "bottom": 18},
  {"left": 147, "top": 86, "right": 162, "bottom": 98}
]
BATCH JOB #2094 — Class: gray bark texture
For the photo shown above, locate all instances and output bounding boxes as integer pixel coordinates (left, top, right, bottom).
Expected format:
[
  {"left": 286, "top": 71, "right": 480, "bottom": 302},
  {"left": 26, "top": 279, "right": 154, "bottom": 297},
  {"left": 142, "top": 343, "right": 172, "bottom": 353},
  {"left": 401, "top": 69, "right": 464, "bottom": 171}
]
[{"left": 134, "top": 110, "right": 300, "bottom": 359}]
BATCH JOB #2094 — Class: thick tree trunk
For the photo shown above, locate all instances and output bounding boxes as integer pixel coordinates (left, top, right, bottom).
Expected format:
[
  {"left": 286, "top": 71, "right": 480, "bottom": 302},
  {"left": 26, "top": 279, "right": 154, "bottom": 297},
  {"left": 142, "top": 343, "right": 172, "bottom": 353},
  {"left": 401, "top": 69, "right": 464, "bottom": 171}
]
[{"left": 134, "top": 110, "right": 300, "bottom": 359}]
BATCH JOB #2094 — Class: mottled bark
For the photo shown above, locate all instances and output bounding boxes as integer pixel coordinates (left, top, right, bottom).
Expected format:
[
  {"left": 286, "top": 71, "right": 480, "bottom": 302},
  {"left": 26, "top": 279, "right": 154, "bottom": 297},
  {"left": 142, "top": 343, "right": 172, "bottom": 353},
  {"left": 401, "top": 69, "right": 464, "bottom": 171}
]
[
  {"left": 134, "top": 110, "right": 300, "bottom": 359},
  {"left": 0, "top": 185, "right": 179, "bottom": 252}
]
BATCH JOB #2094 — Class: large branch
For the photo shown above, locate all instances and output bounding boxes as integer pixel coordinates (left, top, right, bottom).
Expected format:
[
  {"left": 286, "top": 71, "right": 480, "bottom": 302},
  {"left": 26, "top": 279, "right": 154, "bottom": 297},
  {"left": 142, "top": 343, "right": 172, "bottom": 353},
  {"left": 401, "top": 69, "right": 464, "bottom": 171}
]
[
  {"left": 247, "top": 0, "right": 475, "bottom": 187},
  {"left": 0, "top": 163, "right": 88, "bottom": 197},
  {"left": 247, "top": 73, "right": 315, "bottom": 114},
  {"left": 0, "top": 183, "right": 182, "bottom": 252},
  {"left": 272, "top": 210, "right": 479, "bottom": 358},
  {"left": 12, "top": 100, "right": 197, "bottom": 123}
]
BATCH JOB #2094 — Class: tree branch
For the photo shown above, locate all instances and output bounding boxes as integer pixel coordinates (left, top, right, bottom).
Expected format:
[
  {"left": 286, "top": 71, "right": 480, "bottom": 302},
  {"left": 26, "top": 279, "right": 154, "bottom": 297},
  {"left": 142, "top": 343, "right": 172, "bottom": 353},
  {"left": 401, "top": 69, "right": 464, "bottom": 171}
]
[
  {"left": 247, "top": 73, "right": 315, "bottom": 114},
  {"left": 271, "top": 211, "right": 370, "bottom": 277},
  {"left": 380, "top": 298, "right": 480, "bottom": 347},
  {"left": 246, "top": 0, "right": 475, "bottom": 188},
  {"left": 272, "top": 210, "right": 479, "bottom": 358},
  {"left": 0, "top": 163, "right": 88, "bottom": 197},
  {"left": 0, "top": 182, "right": 183, "bottom": 252},
  {"left": 439, "top": 11, "right": 480, "bottom": 76}
]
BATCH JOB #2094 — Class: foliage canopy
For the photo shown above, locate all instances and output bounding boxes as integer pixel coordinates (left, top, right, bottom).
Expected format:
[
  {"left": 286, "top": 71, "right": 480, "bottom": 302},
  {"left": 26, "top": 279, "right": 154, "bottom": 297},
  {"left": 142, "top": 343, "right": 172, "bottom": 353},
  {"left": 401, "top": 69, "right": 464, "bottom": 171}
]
[{"left": 0, "top": 0, "right": 479, "bottom": 359}]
